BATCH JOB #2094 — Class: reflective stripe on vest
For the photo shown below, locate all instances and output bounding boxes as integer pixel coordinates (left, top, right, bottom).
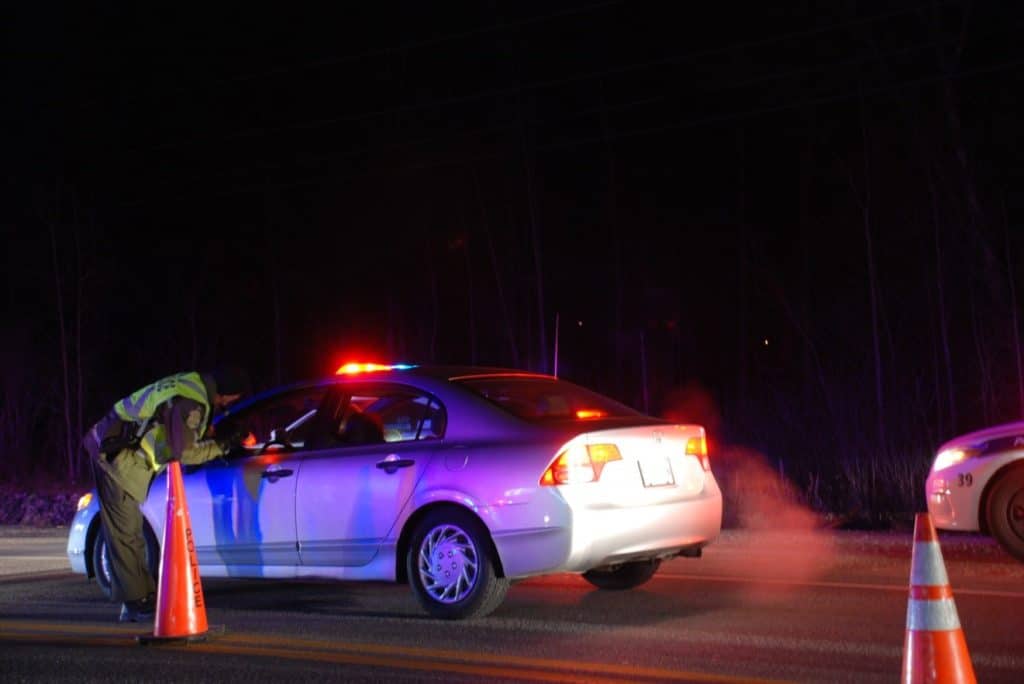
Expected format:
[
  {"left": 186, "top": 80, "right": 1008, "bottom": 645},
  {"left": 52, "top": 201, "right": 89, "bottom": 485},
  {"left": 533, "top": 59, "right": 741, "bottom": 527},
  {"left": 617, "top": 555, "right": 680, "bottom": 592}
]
[{"left": 113, "top": 372, "right": 211, "bottom": 472}]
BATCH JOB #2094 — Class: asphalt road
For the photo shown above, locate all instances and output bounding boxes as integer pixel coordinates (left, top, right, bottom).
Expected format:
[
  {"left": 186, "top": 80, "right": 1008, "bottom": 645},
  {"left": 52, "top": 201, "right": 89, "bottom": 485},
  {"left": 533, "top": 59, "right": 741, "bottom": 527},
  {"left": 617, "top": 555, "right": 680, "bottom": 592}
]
[{"left": 1, "top": 525, "right": 1023, "bottom": 683}]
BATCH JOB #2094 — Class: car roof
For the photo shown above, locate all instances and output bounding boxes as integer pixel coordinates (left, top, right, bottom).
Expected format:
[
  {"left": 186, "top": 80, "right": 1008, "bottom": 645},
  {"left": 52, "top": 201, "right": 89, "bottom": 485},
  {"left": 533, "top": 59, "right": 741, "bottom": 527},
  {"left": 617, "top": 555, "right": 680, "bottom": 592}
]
[
  {"left": 399, "top": 365, "right": 554, "bottom": 381},
  {"left": 218, "top": 364, "right": 556, "bottom": 421}
]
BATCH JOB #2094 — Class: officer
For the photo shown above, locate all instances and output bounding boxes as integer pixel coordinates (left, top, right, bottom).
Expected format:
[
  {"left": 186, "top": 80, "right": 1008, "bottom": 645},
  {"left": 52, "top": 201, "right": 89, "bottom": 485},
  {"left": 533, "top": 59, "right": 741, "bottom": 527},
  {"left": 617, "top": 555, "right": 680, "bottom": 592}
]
[{"left": 83, "top": 367, "right": 251, "bottom": 622}]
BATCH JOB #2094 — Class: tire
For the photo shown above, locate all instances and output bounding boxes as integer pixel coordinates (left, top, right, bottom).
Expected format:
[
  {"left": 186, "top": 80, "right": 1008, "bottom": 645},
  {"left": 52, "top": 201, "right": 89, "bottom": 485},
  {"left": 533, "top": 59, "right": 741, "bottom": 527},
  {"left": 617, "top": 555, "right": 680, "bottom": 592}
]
[
  {"left": 986, "top": 467, "right": 1024, "bottom": 562},
  {"left": 91, "top": 526, "right": 160, "bottom": 599},
  {"left": 406, "top": 508, "right": 509, "bottom": 619},
  {"left": 582, "top": 559, "right": 661, "bottom": 590}
]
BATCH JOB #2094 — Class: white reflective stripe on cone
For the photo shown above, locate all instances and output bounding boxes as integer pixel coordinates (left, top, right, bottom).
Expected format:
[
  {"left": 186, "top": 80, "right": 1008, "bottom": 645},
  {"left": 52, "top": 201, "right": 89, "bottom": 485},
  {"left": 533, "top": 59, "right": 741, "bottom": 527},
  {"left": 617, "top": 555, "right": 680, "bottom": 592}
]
[
  {"left": 906, "top": 598, "right": 962, "bottom": 631},
  {"left": 910, "top": 541, "right": 950, "bottom": 587}
]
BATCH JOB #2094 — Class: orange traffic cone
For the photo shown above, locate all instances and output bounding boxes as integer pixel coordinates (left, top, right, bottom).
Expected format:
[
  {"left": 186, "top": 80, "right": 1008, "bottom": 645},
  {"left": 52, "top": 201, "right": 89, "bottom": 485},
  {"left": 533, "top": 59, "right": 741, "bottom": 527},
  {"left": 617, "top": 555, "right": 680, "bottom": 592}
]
[
  {"left": 900, "top": 512, "right": 976, "bottom": 683},
  {"left": 138, "top": 460, "right": 222, "bottom": 645}
]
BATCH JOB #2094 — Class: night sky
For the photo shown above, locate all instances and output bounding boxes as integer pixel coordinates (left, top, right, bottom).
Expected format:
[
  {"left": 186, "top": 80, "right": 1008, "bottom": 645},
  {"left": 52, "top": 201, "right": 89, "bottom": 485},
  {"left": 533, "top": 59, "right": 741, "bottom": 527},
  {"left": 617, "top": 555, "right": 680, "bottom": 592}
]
[{"left": 5, "top": 2, "right": 1024, "bottom": 498}]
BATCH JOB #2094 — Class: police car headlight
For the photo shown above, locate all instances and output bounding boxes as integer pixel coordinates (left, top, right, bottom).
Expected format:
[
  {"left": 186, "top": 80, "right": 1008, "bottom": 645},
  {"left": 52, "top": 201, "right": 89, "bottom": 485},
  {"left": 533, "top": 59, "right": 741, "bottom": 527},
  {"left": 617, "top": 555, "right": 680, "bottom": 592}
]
[
  {"left": 932, "top": 448, "right": 978, "bottom": 472},
  {"left": 76, "top": 492, "right": 93, "bottom": 511}
]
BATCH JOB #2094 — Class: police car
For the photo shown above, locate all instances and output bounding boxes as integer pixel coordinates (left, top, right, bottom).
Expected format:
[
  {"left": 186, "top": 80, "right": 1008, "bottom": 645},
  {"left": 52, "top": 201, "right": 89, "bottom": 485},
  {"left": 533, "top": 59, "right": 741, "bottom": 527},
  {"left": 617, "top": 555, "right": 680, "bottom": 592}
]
[
  {"left": 68, "top": 363, "right": 722, "bottom": 619},
  {"left": 926, "top": 420, "right": 1024, "bottom": 561}
]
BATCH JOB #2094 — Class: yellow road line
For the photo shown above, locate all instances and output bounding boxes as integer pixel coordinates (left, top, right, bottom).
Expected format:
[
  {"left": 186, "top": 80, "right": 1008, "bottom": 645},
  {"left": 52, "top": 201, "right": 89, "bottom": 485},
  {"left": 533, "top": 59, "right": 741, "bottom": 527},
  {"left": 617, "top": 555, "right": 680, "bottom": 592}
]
[
  {"left": 198, "top": 640, "right": 628, "bottom": 683},
  {"left": 0, "top": 570, "right": 75, "bottom": 584},
  {"left": 1, "top": 633, "right": 129, "bottom": 648},
  {"left": 0, "top": 632, "right": 622, "bottom": 684},
  {"left": 656, "top": 573, "right": 1024, "bottom": 598},
  {"left": 0, "top": 620, "right": 786, "bottom": 684}
]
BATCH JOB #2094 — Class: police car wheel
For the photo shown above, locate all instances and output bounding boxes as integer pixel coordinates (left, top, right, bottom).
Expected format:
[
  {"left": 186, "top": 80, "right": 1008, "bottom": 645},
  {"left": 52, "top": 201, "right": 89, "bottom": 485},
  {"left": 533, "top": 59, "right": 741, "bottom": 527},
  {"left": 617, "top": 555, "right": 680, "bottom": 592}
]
[
  {"left": 986, "top": 466, "right": 1024, "bottom": 562},
  {"left": 92, "top": 530, "right": 114, "bottom": 599},
  {"left": 406, "top": 507, "right": 509, "bottom": 619},
  {"left": 91, "top": 526, "right": 160, "bottom": 599}
]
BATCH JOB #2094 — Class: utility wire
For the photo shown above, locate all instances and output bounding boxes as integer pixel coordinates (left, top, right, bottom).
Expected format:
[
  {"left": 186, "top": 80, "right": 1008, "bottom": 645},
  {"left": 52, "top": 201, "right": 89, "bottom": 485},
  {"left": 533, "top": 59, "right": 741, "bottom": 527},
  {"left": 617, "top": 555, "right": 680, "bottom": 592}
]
[
  {"left": 68, "top": 1, "right": 625, "bottom": 111},
  {"left": 542, "top": 56, "right": 1024, "bottom": 153},
  {"left": 110, "top": 13, "right": 1005, "bottom": 192},
  {"left": 115, "top": 49, "right": 1024, "bottom": 207},
  {"left": 122, "top": 0, "right": 966, "bottom": 154}
]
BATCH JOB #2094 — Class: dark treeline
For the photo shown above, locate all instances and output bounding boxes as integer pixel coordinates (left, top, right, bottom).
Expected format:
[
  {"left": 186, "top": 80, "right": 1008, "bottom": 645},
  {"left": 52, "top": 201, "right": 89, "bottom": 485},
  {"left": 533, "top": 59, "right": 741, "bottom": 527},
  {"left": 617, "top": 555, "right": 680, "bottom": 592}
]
[{"left": 3, "top": 2, "right": 1022, "bottom": 519}]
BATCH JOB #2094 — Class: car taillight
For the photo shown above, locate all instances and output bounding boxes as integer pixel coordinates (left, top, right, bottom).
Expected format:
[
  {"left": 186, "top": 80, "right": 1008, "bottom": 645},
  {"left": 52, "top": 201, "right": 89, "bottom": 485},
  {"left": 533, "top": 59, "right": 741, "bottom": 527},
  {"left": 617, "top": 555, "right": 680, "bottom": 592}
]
[
  {"left": 540, "top": 443, "right": 622, "bottom": 485},
  {"left": 686, "top": 435, "right": 711, "bottom": 471},
  {"left": 76, "top": 492, "right": 93, "bottom": 511}
]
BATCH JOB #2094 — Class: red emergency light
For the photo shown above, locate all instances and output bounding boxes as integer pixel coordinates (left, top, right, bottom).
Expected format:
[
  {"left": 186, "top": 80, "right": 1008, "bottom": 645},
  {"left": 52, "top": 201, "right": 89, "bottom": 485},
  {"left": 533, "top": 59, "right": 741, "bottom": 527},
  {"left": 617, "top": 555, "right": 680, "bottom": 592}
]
[{"left": 335, "top": 362, "right": 415, "bottom": 375}]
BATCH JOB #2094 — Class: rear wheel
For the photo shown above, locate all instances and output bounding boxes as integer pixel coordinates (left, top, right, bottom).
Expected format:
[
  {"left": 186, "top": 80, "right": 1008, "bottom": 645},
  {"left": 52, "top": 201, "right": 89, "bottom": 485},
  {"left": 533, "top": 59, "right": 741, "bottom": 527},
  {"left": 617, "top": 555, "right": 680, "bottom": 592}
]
[
  {"left": 986, "top": 468, "right": 1024, "bottom": 562},
  {"left": 406, "top": 508, "right": 509, "bottom": 619},
  {"left": 582, "top": 559, "right": 661, "bottom": 590},
  {"left": 91, "top": 526, "right": 160, "bottom": 599}
]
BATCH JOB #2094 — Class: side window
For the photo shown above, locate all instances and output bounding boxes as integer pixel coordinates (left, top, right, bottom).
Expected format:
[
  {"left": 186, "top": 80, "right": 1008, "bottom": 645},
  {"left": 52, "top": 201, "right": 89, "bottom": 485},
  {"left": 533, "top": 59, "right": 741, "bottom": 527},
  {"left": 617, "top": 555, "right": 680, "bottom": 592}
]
[
  {"left": 218, "top": 386, "right": 328, "bottom": 451},
  {"left": 325, "top": 386, "right": 446, "bottom": 447},
  {"left": 374, "top": 394, "right": 446, "bottom": 442}
]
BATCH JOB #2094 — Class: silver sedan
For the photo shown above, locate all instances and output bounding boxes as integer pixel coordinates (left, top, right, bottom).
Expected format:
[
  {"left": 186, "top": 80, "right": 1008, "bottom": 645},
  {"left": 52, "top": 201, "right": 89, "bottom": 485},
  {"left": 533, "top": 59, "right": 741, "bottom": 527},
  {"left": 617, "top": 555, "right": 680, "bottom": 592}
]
[{"left": 67, "top": 365, "right": 723, "bottom": 619}]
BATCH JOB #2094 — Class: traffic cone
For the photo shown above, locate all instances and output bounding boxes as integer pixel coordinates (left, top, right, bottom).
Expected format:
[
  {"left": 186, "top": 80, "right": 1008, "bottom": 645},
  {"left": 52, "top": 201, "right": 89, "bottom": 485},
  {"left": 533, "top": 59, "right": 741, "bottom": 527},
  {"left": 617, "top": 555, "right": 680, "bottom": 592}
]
[
  {"left": 900, "top": 512, "right": 976, "bottom": 683},
  {"left": 138, "top": 460, "right": 222, "bottom": 645}
]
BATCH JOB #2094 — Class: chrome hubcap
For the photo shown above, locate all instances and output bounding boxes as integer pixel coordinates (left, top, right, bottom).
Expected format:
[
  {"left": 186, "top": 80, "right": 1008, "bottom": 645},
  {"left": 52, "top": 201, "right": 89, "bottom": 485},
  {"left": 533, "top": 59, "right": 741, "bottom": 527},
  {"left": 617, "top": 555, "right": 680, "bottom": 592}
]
[{"left": 417, "top": 523, "right": 478, "bottom": 604}]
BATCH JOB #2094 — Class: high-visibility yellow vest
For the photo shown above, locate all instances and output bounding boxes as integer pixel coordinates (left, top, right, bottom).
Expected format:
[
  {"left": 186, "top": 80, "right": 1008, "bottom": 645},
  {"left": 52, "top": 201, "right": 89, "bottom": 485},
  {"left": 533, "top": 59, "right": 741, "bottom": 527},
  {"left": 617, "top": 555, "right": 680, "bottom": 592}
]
[{"left": 113, "top": 371, "right": 211, "bottom": 471}]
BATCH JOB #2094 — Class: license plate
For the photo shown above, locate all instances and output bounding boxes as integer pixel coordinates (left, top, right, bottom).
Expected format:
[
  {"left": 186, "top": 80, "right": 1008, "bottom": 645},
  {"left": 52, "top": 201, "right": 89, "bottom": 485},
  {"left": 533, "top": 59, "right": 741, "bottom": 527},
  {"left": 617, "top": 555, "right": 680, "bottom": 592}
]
[{"left": 638, "top": 456, "right": 675, "bottom": 488}]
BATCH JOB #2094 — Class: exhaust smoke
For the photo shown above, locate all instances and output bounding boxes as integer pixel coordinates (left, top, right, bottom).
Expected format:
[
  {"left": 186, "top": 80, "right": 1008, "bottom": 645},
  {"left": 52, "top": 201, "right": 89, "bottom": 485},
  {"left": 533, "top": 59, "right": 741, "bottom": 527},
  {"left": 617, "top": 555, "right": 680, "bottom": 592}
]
[{"left": 662, "top": 383, "right": 838, "bottom": 601}]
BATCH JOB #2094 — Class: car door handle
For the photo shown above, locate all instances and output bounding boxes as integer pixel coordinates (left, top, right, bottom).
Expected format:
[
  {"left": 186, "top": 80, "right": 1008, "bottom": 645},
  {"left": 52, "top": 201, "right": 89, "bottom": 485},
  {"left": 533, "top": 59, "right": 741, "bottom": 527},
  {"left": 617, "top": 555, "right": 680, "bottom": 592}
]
[
  {"left": 261, "top": 468, "right": 294, "bottom": 482},
  {"left": 376, "top": 457, "right": 415, "bottom": 474}
]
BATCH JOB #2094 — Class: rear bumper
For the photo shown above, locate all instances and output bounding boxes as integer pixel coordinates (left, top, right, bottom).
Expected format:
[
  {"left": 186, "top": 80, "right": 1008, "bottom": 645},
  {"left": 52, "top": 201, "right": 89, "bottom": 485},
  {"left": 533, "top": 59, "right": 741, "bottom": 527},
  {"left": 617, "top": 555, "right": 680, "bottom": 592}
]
[
  {"left": 562, "top": 487, "right": 722, "bottom": 571},
  {"left": 488, "top": 477, "right": 722, "bottom": 579}
]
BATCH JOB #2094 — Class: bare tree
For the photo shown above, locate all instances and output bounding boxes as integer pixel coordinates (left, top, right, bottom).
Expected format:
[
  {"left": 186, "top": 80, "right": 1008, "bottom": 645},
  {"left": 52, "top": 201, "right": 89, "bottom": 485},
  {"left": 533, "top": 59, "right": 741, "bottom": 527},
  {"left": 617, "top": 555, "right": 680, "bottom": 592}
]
[
  {"left": 925, "top": 162, "right": 958, "bottom": 436},
  {"left": 849, "top": 95, "right": 887, "bottom": 454},
  {"left": 46, "top": 178, "right": 77, "bottom": 480},
  {"left": 735, "top": 128, "right": 749, "bottom": 422},
  {"left": 428, "top": 248, "right": 440, "bottom": 362},
  {"left": 0, "top": 330, "right": 37, "bottom": 479},
  {"left": 519, "top": 93, "right": 548, "bottom": 374},
  {"left": 458, "top": 203, "right": 478, "bottom": 365},
  {"left": 71, "top": 190, "right": 86, "bottom": 481},
  {"left": 599, "top": 79, "right": 625, "bottom": 396},
  {"left": 470, "top": 167, "right": 519, "bottom": 367},
  {"left": 1002, "top": 197, "right": 1024, "bottom": 417},
  {"left": 263, "top": 182, "right": 283, "bottom": 385}
]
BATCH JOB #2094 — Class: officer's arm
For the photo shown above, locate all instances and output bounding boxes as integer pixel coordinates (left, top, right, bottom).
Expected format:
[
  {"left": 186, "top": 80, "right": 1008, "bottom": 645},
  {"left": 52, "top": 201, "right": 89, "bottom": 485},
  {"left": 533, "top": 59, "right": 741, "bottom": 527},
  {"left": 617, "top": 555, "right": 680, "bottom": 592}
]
[
  {"left": 168, "top": 398, "right": 225, "bottom": 465},
  {"left": 179, "top": 439, "right": 224, "bottom": 465}
]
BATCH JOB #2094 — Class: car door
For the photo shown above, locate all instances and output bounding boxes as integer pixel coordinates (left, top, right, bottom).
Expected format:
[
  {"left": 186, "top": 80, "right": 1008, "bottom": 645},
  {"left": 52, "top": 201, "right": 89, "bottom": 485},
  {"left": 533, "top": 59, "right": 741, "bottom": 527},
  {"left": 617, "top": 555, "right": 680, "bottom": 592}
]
[
  {"left": 296, "top": 384, "right": 445, "bottom": 567},
  {"left": 180, "top": 384, "right": 329, "bottom": 572}
]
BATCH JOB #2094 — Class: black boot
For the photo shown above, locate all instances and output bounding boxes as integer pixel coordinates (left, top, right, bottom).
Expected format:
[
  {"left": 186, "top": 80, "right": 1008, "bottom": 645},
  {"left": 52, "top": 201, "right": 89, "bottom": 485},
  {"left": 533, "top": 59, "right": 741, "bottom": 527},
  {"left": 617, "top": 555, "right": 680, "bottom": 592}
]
[{"left": 118, "top": 592, "right": 156, "bottom": 623}]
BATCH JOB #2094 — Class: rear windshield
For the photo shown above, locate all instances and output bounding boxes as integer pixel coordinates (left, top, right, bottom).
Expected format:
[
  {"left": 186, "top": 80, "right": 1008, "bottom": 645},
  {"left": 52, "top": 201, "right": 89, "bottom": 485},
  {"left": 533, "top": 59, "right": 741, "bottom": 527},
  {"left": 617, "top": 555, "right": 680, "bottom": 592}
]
[{"left": 454, "top": 376, "right": 642, "bottom": 422}]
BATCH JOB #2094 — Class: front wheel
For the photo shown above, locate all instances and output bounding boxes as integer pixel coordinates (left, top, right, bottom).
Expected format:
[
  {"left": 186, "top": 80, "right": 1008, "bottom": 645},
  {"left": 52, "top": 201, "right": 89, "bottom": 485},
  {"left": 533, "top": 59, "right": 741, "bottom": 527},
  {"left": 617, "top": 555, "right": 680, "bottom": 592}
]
[
  {"left": 406, "top": 508, "right": 509, "bottom": 619},
  {"left": 91, "top": 526, "right": 160, "bottom": 599},
  {"left": 986, "top": 467, "right": 1024, "bottom": 562},
  {"left": 582, "top": 559, "right": 661, "bottom": 590}
]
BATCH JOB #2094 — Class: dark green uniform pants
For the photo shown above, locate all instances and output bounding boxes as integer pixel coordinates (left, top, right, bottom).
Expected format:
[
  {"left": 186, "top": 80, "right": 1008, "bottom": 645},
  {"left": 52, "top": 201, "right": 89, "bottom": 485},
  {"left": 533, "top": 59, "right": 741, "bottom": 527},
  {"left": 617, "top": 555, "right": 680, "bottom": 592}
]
[{"left": 90, "top": 457, "right": 156, "bottom": 603}]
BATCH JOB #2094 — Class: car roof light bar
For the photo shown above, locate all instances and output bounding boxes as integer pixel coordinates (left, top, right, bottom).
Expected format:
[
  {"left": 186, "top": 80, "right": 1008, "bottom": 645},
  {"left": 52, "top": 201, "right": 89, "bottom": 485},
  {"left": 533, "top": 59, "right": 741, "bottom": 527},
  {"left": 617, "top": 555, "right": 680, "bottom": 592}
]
[{"left": 335, "top": 362, "right": 416, "bottom": 375}]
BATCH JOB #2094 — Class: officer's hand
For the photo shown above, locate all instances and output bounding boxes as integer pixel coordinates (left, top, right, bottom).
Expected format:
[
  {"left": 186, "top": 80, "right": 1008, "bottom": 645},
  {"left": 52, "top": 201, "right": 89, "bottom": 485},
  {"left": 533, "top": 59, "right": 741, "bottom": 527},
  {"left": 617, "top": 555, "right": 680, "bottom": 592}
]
[
  {"left": 218, "top": 429, "right": 251, "bottom": 454},
  {"left": 156, "top": 450, "right": 181, "bottom": 465}
]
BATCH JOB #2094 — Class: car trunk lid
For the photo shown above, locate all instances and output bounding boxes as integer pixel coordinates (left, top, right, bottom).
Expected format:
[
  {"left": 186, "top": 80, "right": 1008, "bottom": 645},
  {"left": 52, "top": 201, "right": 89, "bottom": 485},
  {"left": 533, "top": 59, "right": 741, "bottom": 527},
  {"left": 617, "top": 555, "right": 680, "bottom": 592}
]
[{"left": 543, "top": 423, "right": 710, "bottom": 505}]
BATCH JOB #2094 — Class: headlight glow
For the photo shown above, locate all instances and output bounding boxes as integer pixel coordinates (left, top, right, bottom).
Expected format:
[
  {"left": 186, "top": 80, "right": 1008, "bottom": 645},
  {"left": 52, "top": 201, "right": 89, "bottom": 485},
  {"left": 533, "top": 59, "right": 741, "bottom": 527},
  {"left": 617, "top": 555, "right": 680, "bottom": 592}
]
[
  {"left": 76, "top": 492, "right": 93, "bottom": 511},
  {"left": 932, "top": 448, "right": 976, "bottom": 472}
]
